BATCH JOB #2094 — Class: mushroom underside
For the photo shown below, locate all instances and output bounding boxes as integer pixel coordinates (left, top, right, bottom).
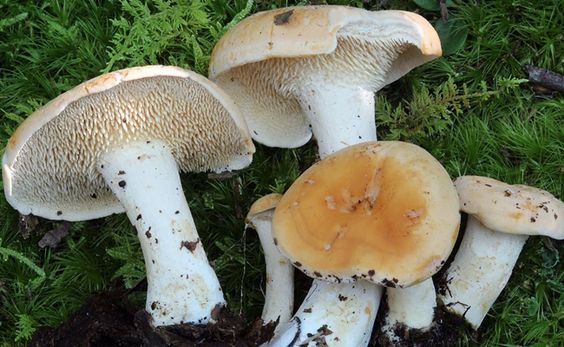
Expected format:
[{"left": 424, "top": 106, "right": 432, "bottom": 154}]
[{"left": 214, "top": 35, "right": 414, "bottom": 151}]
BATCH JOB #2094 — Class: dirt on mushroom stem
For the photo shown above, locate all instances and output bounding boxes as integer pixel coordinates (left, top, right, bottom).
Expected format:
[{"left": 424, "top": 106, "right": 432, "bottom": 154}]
[
  {"left": 373, "top": 292, "right": 472, "bottom": 347},
  {"left": 29, "top": 290, "right": 276, "bottom": 347}
]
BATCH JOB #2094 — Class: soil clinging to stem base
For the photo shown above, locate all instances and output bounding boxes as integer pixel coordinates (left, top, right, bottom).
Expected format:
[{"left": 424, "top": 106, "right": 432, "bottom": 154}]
[
  {"left": 372, "top": 290, "right": 473, "bottom": 347},
  {"left": 29, "top": 290, "right": 275, "bottom": 347}
]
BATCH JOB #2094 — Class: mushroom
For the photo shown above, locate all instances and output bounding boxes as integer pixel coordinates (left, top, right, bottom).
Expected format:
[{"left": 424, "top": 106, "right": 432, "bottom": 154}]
[
  {"left": 246, "top": 193, "right": 294, "bottom": 328},
  {"left": 2, "top": 65, "right": 255, "bottom": 326},
  {"left": 209, "top": 5, "right": 442, "bottom": 158},
  {"left": 268, "top": 141, "right": 460, "bottom": 346},
  {"left": 438, "top": 176, "right": 564, "bottom": 329}
]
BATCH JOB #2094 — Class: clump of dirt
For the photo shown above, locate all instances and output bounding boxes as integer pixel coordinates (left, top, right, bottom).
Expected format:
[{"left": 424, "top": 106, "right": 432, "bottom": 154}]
[
  {"left": 372, "top": 290, "right": 474, "bottom": 347},
  {"left": 29, "top": 291, "right": 275, "bottom": 347},
  {"left": 29, "top": 291, "right": 142, "bottom": 347},
  {"left": 137, "top": 309, "right": 275, "bottom": 346}
]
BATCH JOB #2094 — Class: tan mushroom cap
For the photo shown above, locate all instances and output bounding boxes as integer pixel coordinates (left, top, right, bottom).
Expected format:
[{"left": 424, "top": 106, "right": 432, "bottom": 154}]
[
  {"left": 2, "top": 65, "right": 255, "bottom": 221},
  {"left": 210, "top": 6, "right": 441, "bottom": 80},
  {"left": 246, "top": 193, "right": 283, "bottom": 225},
  {"left": 209, "top": 6, "right": 442, "bottom": 148},
  {"left": 272, "top": 141, "right": 460, "bottom": 287},
  {"left": 454, "top": 176, "right": 564, "bottom": 239}
]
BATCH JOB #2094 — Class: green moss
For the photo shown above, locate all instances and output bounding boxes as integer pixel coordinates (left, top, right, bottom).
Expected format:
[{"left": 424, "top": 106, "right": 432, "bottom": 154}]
[{"left": 0, "top": 0, "right": 562, "bottom": 345}]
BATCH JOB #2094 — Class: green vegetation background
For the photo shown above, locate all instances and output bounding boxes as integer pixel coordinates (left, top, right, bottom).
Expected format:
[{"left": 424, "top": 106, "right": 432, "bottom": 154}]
[{"left": 0, "top": 0, "right": 562, "bottom": 345}]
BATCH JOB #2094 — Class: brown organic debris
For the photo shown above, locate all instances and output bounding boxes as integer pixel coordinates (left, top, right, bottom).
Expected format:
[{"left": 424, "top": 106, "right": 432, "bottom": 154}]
[
  {"left": 38, "top": 222, "right": 70, "bottom": 249},
  {"left": 523, "top": 64, "right": 564, "bottom": 94},
  {"left": 29, "top": 290, "right": 276, "bottom": 346},
  {"left": 180, "top": 238, "right": 200, "bottom": 253},
  {"left": 273, "top": 10, "right": 293, "bottom": 25}
]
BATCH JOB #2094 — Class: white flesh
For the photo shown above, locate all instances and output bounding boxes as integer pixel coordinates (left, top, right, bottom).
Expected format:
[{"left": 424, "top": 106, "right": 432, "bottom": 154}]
[
  {"left": 266, "top": 280, "right": 382, "bottom": 347},
  {"left": 381, "top": 279, "right": 436, "bottom": 343},
  {"left": 438, "top": 216, "right": 528, "bottom": 328},
  {"left": 295, "top": 83, "right": 376, "bottom": 159},
  {"left": 98, "top": 140, "right": 225, "bottom": 326},
  {"left": 249, "top": 212, "right": 294, "bottom": 326}
]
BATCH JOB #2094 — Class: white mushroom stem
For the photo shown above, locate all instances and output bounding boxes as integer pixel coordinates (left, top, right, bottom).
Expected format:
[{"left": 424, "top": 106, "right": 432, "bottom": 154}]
[
  {"left": 380, "top": 279, "right": 437, "bottom": 343},
  {"left": 295, "top": 83, "right": 376, "bottom": 159},
  {"left": 267, "top": 112, "right": 382, "bottom": 345},
  {"left": 266, "top": 280, "right": 382, "bottom": 347},
  {"left": 438, "top": 216, "right": 528, "bottom": 329},
  {"left": 97, "top": 140, "right": 225, "bottom": 326},
  {"left": 248, "top": 211, "right": 294, "bottom": 326}
]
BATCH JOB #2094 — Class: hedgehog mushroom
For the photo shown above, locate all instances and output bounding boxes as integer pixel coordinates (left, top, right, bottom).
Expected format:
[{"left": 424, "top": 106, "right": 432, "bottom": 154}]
[
  {"left": 438, "top": 176, "right": 564, "bottom": 329},
  {"left": 267, "top": 141, "right": 460, "bottom": 347},
  {"left": 246, "top": 194, "right": 294, "bottom": 329},
  {"left": 209, "top": 5, "right": 441, "bottom": 158},
  {"left": 2, "top": 65, "right": 255, "bottom": 327}
]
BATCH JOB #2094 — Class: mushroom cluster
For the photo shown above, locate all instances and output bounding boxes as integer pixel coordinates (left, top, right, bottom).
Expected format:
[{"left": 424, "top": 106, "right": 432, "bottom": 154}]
[
  {"left": 2, "top": 4, "right": 561, "bottom": 347},
  {"left": 208, "top": 6, "right": 451, "bottom": 346}
]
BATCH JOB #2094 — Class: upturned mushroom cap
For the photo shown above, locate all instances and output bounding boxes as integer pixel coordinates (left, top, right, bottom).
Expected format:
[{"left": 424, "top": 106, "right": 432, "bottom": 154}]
[
  {"left": 209, "top": 6, "right": 441, "bottom": 148},
  {"left": 454, "top": 176, "right": 564, "bottom": 239},
  {"left": 2, "top": 65, "right": 255, "bottom": 221},
  {"left": 272, "top": 141, "right": 460, "bottom": 287}
]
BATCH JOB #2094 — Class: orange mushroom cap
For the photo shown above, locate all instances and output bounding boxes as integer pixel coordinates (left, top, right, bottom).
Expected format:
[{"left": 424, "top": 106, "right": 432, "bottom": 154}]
[{"left": 272, "top": 141, "right": 460, "bottom": 287}]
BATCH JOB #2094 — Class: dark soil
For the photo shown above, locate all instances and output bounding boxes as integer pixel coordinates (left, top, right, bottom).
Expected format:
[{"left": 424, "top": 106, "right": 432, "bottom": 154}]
[
  {"left": 372, "top": 291, "right": 473, "bottom": 347},
  {"left": 29, "top": 291, "right": 275, "bottom": 347},
  {"left": 28, "top": 214, "right": 474, "bottom": 346}
]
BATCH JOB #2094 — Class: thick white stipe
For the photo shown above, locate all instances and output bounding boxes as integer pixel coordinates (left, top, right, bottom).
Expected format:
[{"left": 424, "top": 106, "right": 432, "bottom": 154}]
[
  {"left": 98, "top": 140, "right": 225, "bottom": 326},
  {"left": 296, "top": 83, "right": 376, "bottom": 159},
  {"left": 380, "top": 279, "right": 437, "bottom": 343},
  {"left": 439, "top": 216, "right": 528, "bottom": 328}
]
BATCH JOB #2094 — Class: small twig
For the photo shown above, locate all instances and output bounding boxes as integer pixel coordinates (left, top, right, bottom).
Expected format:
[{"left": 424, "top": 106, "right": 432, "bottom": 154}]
[
  {"left": 240, "top": 227, "right": 247, "bottom": 316},
  {"left": 232, "top": 176, "right": 244, "bottom": 221},
  {"left": 38, "top": 222, "right": 70, "bottom": 249},
  {"left": 440, "top": 0, "right": 449, "bottom": 22},
  {"left": 523, "top": 64, "right": 564, "bottom": 93}
]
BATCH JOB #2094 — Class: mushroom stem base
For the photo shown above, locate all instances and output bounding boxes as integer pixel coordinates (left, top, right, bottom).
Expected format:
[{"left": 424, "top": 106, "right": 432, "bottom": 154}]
[
  {"left": 250, "top": 215, "right": 294, "bottom": 327},
  {"left": 97, "top": 140, "right": 225, "bottom": 326},
  {"left": 266, "top": 280, "right": 382, "bottom": 347},
  {"left": 438, "top": 216, "right": 528, "bottom": 329},
  {"left": 380, "top": 279, "right": 437, "bottom": 344}
]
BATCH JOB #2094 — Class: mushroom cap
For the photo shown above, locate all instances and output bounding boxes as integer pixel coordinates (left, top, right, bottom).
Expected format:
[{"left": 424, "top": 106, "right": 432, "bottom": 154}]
[
  {"left": 246, "top": 193, "right": 283, "bottom": 225},
  {"left": 2, "top": 65, "right": 255, "bottom": 221},
  {"left": 454, "top": 176, "right": 564, "bottom": 239},
  {"left": 272, "top": 141, "right": 460, "bottom": 287},
  {"left": 209, "top": 6, "right": 441, "bottom": 148}
]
